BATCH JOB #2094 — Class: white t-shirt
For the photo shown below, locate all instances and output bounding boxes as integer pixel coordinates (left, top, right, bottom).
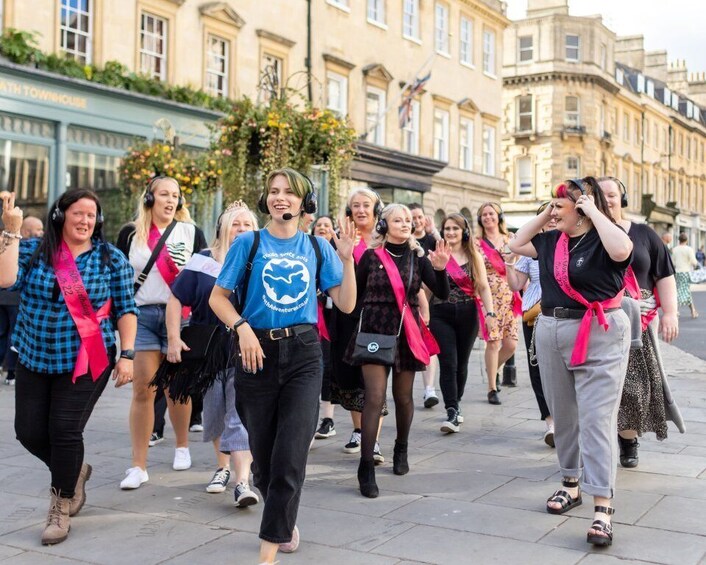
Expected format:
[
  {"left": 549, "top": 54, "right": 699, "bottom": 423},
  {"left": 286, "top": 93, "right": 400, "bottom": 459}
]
[{"left": 122, "top": 222, "right": 203, "bottom": 307}]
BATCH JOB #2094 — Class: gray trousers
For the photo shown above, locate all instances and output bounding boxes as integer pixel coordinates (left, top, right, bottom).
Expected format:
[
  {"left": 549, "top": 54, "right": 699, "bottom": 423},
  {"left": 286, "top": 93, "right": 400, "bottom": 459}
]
[{"left": 535, "top": 310, "right": 630, "bottom": 498}]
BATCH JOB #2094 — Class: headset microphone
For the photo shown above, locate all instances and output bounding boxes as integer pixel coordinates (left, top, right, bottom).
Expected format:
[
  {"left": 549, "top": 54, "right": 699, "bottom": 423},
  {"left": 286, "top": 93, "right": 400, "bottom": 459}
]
[{"left": 282, "top": 213, "right": 294, "bottom": 220}]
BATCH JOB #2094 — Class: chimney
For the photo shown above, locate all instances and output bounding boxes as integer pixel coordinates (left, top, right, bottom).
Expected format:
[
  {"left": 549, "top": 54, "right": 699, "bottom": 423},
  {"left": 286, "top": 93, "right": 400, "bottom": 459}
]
[
  {"left": 688, "top": 72, "right": 706, "bottom": 106},
  {"left": 526, "top": 0, "right": 569, "bottom": 17},
  {"left": 615, "top": 35, "right": 645, "bottom": 71},
  {"left": 668, "top": 59, "right": 689, "bottom": 93},
  {"left": 645, "top": 50, "right": 668, "bottom": 83}
]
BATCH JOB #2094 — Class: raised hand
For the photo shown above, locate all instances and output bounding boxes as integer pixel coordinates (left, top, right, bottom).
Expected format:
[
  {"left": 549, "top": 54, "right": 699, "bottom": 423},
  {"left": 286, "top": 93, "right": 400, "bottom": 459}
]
[
  {"left": 332, "top": 216, "right": 355, "bottom": 262},
  {"left": 574, "top": 194, "right": 597, "bottom": 218},
  {"left": 1, "top": 192, "right": 23, "bottom": 234},
  {"left": 428, "top": 239, "right": 451, "bottom": 271}
]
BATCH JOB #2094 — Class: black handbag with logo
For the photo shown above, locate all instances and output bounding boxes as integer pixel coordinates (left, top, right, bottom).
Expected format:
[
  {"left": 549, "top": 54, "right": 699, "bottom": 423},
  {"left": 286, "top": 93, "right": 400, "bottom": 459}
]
[{"left": 352, "top": 252, "right": 413, "bottom": 366}]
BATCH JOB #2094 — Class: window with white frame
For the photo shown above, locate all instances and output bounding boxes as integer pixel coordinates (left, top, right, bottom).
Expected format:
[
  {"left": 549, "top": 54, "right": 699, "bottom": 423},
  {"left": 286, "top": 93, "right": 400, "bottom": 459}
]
[
  {"left": 403, "top": 0, "right": 419, "bottom": 40},
  {"left": 564, "top": 96, "right": 580, "bottom": 128},
  {"left": 517, "top": 95, "right": 533, "bottom": 132},
  {"left": 402, "top": 99, "right": 420, "bottom": 155},
  {"left": 482, "top": 125, "right": 495, "bottom": 176},
  {"left": 433, "top": 108, "right": 450, "bottom": 161},
  {"left": 367, "top": 0, "right": 385, "bottom": 25},
  {"left": 459, "top": 17, "right": 473, "bottom": 65},
  {"left": 205, "top": 34, "right": 229, "bottom": 98},
  {"left": 365, "top": 86, "right": 386, "bottom": 145},
  {"left": 565, "top": 34, "right": 579, "bottom": 61},
  {"left": 517, "top": 157, "right": 533, "bottom": 196},
  {"left": 327, "top": 0, "right": 350, "bottom": 9},
  {"left": 260, "top": 52, "right": 283, "bottom": 103},
  {"left": 60, "top": 0, "right": 92, "bottom": 64},
  {"left": 459, "top": 117, "right": 474, "bottom": 170},
  {"left": 483, "top": 29, "right": 496, "bottom": 75},
  {"left": 140, "top": 12, "right": 168, "bottom": 80},
  {"left": 518, "top": 36, "right": 533, "bottom": 62},
  {"left": 566, "top": 156, "right": 580, "bottom": 177},
  {"left": 326, "top": 72, "right": 348, "bottom": 116},
  {"left": 435, "top": 3, "right": 449, "bottom": 54}
]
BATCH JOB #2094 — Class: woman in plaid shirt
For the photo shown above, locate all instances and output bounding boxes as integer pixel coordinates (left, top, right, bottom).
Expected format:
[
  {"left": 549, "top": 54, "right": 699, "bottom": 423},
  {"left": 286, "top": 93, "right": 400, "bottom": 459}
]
[{"left": 0, "top": 189, "right": 138, "bottom": 546}]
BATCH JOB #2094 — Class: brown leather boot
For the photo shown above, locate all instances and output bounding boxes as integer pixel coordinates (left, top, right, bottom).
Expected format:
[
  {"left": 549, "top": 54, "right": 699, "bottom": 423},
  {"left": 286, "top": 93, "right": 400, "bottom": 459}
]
[
  {"left": 69, "top": 463, "right": 92, "bottom": 517},
  {"left": 41, "top": 488, "right": 71, "bottom": 545}
]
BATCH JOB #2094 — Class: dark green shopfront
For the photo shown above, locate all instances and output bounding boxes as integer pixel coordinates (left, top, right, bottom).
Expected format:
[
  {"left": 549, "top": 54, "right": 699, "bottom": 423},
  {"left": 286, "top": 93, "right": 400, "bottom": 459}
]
[{"left": 0, "top": 60, "right": 220, "bottom": 238}]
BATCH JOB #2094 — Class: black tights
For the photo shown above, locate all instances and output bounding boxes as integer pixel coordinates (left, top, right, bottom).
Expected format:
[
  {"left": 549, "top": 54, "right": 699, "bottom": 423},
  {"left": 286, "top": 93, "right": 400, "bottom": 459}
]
[{"left": 360, "top": 365, "right": 415, "bottom": 462}]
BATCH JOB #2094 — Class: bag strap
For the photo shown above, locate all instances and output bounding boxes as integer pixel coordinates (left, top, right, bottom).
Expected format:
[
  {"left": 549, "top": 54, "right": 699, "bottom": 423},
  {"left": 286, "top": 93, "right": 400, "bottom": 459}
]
[
  {"left": 238, "top": 230, "right": 260, "bottom": 309},
  {"left": 134, "top": 220, "right": 177, "bottom": 293},
  {"left": 308, "top": 234, "right": 322, "bottom": 290}
]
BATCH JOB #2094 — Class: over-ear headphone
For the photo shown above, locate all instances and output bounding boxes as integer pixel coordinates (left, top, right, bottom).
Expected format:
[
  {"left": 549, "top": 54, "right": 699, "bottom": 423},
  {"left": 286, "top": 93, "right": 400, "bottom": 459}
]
[
  {"left": 345, "top": 192, "right": 384, "bottom": 219},
  {"left": 143, "top": 176, "right": 184, "bottom": 211},
  {"left": 375, "top": 218, "right": 388, "bottom": 236},
  {"left": 51, "top": 201, "right": 104, "bottom": 233},
  {"left": 460, "top": 215, "right": 471, "bottom": 243},
  {"left": 477, "top": 203, "right": 504, "bottom": 227},
  {"left": 258, "top": 172, "right": 317, "bottom": 217},
  {"left": 607, "top": 176, "right": 629, "bottom": 208}
]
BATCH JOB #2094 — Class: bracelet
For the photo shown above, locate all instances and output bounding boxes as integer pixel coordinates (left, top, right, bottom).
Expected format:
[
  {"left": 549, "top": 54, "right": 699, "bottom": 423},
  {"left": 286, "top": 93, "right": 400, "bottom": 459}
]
[
  {"left": 504, "top": 261, "right": 516, "bottom": 267},
  {"left": 231, "top": 317, "right": 248, "bottom": 332},
  {"left": 1, "top": 230, "right": 22, "bottom": 240},
  {"left": 485, "top": 311, "right": 497, "bottom": 318}
]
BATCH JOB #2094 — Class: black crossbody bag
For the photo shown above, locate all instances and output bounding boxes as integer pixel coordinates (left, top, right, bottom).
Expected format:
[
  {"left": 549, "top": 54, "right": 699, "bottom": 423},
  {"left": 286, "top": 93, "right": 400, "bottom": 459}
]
[{"left": 352, "top": 253, "right": 413, "bottom": 366}]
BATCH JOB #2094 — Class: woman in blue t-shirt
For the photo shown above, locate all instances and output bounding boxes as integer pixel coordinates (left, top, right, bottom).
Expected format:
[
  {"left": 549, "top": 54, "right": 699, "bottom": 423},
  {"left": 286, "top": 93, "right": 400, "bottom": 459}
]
[{"left": 209, "top": 168, "right": 356, "bottom": 565}]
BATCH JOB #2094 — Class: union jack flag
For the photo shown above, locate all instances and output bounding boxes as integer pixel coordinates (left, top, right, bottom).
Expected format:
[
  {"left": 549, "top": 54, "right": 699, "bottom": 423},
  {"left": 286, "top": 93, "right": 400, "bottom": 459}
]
[{"left": 398, "top": 71, "right": 431, "bottom": 128}]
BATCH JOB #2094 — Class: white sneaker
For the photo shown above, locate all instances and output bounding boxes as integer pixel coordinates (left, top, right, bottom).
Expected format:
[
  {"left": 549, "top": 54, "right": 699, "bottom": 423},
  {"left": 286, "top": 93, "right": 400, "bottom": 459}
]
[
  {"left": 423, "top": 388, "right": 439, "bottom": 408},
  {"left": 120, "top": 467, "right": 149, "bottom": 490},
  {"left": 544, "top": 424, "right": 555, "bottom": 448},
  {"left": 189, "top": 423, "right": 204, "bottom": 432},
  {"left": 173, "top": 447, "right": 192, "bottom": 471}
]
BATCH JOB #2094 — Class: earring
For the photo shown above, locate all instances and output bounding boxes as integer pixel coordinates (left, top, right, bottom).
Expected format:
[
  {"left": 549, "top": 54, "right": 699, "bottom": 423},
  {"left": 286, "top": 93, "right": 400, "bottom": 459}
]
[{"left": 576, "top": 218, "right": 584, "bottom": 227}]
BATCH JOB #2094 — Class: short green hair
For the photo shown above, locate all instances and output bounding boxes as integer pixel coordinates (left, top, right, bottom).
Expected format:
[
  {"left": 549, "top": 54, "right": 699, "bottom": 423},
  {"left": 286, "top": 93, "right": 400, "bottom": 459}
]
[{"left": 265, "top": 168, "right": 311, "bottom": 200}]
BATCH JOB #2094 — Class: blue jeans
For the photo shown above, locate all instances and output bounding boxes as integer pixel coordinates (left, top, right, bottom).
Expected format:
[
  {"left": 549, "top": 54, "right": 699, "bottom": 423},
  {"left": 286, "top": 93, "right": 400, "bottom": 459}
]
[{"left": 235, "top": 327, "right": 321, "bottom": 544}]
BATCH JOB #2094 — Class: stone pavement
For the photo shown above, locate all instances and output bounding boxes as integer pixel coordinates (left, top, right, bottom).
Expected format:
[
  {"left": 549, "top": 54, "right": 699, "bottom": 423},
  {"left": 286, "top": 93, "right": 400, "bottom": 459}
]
[{"left": 0, "top": 340, "right": 705, "bottom": 565}]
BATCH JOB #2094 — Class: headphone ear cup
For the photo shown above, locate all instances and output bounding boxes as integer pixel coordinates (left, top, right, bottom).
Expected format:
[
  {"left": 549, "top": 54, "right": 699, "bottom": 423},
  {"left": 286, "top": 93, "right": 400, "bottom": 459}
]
[
  {"left": 621, "top": 192, "right": 628, "bottom": 208},
  {"left": 257, "top": 193, "right": 269, "bottom": 215},
  {"left": 304, "top": 190, "right": 317, "bottom": 215},
  {"left": 498, "top": 211, "right": 504, "bottom": 223},
  {"left": 51, "top": 207, "right": 64, "bottom": 226},
  {"left": 345, "top": 206, "right": 352, "bottom": 218},
  {"left": 477, "top": 216, "right": 483, "bottom": 228},
  {"left": 143, "top": 191, "right": 155, "bottom": 208},
  {"left": 94, "top": 212, "right": 104, "bottom": 234},
  {"left": 462, "top": 229, "right": 470, "bottom": 242},
  {"left": 176, "top": 194, "right": 184, "bottom": 211},
  {"left": 374, "top": 199, "right": 383, "bottom": 218},
  {"left": 375, "top": 218, "right": 388, "bottom": 236}
]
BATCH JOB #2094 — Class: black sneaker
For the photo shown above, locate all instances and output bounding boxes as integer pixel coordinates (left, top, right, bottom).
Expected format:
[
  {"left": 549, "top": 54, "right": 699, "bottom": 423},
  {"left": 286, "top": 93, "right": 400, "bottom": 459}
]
[
  {"left": 343, "top": 430, "right": 361, "bottom": 453},
  {"left": 234, "top": 482, "right": 259, "bottom": 508},
  {"left": 315, "top": 418, "right": 336, "bottom": 439},
  {"left": 148, "top": 432, "right": 164, "bottom": 447},
  {"left": 487, "top": 390, "right": 501, "bottom": 405},
  {"left": 440, "top": 408, "right": 460, "bottom": 433}
]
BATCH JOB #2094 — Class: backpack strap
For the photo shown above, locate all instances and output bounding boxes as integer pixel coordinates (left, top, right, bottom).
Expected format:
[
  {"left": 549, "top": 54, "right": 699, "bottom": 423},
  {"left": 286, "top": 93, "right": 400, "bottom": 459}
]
[
  {"left": 238, "top": 230, "right": 260, "bottom": 309},
  {"left": 308, "top": 234, "right": 322, "bottom": 290}
]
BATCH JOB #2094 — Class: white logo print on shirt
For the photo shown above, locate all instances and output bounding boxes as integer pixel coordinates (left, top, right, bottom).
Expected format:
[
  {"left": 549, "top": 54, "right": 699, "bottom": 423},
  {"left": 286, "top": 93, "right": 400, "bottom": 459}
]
[{"left": 261, "top": 257, "right": 310, "bottom": 312}]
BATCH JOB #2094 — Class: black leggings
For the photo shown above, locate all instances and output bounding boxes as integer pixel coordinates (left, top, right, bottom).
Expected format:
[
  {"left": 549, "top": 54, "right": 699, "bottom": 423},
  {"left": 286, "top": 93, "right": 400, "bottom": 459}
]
[
  {"left": 522, "top": 320, "right": 550, "bottom": 420},
  {"left": 429, "top": 301, "right": 479, "bottom": 410},
  {"left": 360, "top": 366, "right": 414, "bottom": 461},
  {"left": 15, "top": 361, "right": 112, "bottom": 497}
]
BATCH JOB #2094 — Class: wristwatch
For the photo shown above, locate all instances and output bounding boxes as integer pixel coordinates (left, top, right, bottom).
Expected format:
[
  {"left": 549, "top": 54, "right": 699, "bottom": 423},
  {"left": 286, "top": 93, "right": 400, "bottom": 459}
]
[{"left": 120, "top": 349, "right": 135, "bottom": 360}]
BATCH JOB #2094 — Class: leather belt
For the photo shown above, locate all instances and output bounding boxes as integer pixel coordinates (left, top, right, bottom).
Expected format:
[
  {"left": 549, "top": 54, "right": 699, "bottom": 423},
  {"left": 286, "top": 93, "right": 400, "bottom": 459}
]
[
  {"left": 251, "top": 324, "right": 315, "bottom": 341},
  {"left": 541, "top": 307, "right": 620, "bottom": 319}
]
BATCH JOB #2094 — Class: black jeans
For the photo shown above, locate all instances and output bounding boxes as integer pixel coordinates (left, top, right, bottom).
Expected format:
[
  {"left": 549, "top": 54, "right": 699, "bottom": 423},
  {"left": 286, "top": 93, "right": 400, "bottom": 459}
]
[
  {"left": 522, "top": 320, "right": 551, "bottom": 420},
  {"left": 15, "top": 357, "right": 112, "bottom": 498},
  {"left": 235, "top": 327, "right": 321, "bottom": 544},
  {"left": 430, "top": 301, "right": 479, "bottom": 411}
]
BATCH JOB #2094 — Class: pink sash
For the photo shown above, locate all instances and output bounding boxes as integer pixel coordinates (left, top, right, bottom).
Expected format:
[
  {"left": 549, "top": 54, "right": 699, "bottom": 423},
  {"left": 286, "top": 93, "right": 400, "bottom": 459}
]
[
  {"left": 353, "top": 238, "right": 367, "bottom": 265},
  {"left": 317, "top": 300, "right": 330, "bottom": 341},
  {"left": 54, "top": 241, "right": 112, "bottom": 383},
  {"left": 479, "top": 239, "right": 523, "bottom": 317},
  {"left": 374, "top": 248, "right": 438, "bottom": 365},
  {"left": 446, "top": 255, "right": 488, "bottom": 341},
  {"left": 148, "top": 222, "right": 180, "bottom": 286},
  {"left": 624, "top": 266, "right": 660, "bottom": 331},
  {"left": 554, "top": 233, "right": 624, "bottom": 365}
]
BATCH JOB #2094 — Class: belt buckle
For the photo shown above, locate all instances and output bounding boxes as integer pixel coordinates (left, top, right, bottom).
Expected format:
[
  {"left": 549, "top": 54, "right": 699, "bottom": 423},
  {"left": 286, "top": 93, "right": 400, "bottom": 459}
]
[
  {"left": 269, "top": 328, "right": 286, "bottom": 340},
  {"left": 554, "top": 307, "right": 567, "bottom": 319}
]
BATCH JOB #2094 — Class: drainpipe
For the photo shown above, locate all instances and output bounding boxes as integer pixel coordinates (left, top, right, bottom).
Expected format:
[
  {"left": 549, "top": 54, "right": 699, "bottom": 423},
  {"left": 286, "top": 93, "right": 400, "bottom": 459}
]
[{"left": 306, "top": 0, "right": 313, "bottom": 103}]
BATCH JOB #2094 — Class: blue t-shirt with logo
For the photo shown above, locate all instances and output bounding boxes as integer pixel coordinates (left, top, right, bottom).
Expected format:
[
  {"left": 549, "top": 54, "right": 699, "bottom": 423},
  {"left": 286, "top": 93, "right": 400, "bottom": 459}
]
[{"left": 216, "top": 229, "right": 343, "bottom": 330}]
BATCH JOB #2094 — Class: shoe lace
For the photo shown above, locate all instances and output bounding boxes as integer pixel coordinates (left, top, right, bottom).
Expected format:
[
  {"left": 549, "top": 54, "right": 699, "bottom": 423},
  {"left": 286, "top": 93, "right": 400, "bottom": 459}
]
[
  {"left": 350, "top": 431, "right": 361, "bottom": 443},
  {"left": 47, "top": 491, "right": 66, "bottom": 526},
  {"left": 373, "top": 442, "right": 381, "bottom": 454},
  {"left": 213, "top": 469, "right": 229, "bottom": 483}
]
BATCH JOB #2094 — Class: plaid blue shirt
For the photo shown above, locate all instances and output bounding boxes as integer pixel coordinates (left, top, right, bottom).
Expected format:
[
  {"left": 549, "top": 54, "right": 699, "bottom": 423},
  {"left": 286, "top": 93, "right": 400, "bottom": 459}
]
[{"left": 5, "top": 238, "right": 139, "bottom": 374}]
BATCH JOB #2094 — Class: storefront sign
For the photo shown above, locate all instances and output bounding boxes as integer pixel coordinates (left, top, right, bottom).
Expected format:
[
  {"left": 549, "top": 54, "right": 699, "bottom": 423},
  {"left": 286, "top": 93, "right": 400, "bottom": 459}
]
[{"left": 0, "top": 78, "right": 87, "bottom": 109}]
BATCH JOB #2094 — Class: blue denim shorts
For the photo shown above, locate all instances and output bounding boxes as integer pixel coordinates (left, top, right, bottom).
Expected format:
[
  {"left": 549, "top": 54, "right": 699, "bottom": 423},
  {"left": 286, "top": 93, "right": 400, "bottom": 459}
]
[{"left": 135, "top": 304, "right": 169, "bottom": 353}]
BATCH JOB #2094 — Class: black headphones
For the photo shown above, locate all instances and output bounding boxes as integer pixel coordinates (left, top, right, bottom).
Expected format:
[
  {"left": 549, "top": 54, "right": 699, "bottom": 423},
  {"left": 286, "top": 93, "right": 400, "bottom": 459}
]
[
  {"left": 257, "top": 172, "right": 317, "bottom": 217},
  {"left": 346, "top": 192, "right": 384, "bottom": 219},
  {"left": 606, "top": 177, "right": 629, "bottom": 208},
  {"left": 477, "top": 203, "right": 504, "bottom": 227},
  {"left": 460, "top": 215, "right": 471, "bottom": 242},
  {"left": 143, "top": 176, "right": 184, "bottom": 211},
  {"left": 375, "top": 217, "right": 388, "bottom": 236},
  {"left": 51, "top": 200, "right": 104, "bottom": 233}
]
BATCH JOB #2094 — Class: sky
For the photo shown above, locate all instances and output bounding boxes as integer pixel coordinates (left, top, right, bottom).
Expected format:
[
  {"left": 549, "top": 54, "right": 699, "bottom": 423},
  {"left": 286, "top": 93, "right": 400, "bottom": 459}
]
[{"left": 504, "top": 0, "right": 706, "bottom": 75}]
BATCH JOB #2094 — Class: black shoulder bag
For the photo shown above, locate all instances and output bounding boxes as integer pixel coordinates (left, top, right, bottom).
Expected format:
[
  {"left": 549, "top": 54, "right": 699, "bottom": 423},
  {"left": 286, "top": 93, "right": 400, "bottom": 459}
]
[{"left": 352, "top": 253, "right": 414, "bottom": 366}]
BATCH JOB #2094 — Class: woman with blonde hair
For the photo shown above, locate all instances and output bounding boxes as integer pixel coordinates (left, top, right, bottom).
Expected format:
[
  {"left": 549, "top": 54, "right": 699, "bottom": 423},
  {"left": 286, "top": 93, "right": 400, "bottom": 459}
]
[
  {"left": 346, "top": 203, "right": 450, "bottom": 497},
  {"left": 116, "top": 176, "right": 207, "bottom": 489},
  {"left": 476, "top": 202, "right": 520, "bottom": 405},
  {"left": 430, "top": 213, "right": 496, "bottom": 433}
]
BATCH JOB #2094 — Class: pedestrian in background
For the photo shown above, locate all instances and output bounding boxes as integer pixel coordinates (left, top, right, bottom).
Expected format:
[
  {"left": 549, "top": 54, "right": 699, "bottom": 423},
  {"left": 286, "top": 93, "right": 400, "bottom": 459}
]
[{"left": 671, "top": 232, "right": 699, "bottom": 319}]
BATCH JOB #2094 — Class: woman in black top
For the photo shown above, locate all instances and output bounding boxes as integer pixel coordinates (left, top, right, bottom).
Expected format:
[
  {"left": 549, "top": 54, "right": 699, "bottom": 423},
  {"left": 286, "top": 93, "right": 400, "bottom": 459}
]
[
  {"left": 345, "top": 204, "right": 450, "bottom": 498},
  {"left": 510, "top": 177, "right": 633, "bottom": 547},
  {"left": 598, "top": 177, "right": 683, "bottom": 468}
]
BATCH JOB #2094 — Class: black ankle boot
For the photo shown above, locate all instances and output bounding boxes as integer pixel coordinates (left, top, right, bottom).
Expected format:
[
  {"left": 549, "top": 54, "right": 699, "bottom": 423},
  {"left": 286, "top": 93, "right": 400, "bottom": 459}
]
[
  {"left": 393, "top": 441, "right": 409, "bottom": 475},
  {"left": 357, "top": 459, "right": 379, "bottom": 498},
  {"left": 618, "top": 435, "right": 639, "bottom": 468}
]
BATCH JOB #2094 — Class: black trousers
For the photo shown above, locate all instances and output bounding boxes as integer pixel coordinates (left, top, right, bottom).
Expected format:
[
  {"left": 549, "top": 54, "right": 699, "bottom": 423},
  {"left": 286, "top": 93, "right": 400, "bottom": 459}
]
[
  {"left": 430, "top": 301, "right": 479, "bottom": 411},
  {"left": 15, "top": 358, "right": 112, "bottom": 497},
  {"left": 522, "top": 320, "right": 551, "bottom": 420},
  {"left": 235, "top": 327, "right": 322, "bottom": 544}
]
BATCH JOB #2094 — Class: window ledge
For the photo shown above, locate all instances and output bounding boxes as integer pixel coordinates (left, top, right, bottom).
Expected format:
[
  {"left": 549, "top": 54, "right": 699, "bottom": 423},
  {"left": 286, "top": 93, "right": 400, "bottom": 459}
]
[
  {"left": 367, "top": 19, "right": 387, "bottom": 30},
  {"left": 403, "top": 35, "right": 422, "bottom": 46},
  {"left": 326, "top": 1, "right": 351, "bottom": 13},
  {"left": 483, "top": 71, "right": 497, "bottom": 80},
  {"left": 436, "top": 50, "right": 451, "bottom": 59}
]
